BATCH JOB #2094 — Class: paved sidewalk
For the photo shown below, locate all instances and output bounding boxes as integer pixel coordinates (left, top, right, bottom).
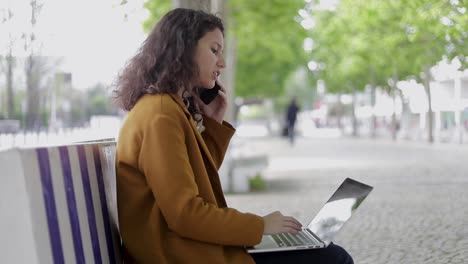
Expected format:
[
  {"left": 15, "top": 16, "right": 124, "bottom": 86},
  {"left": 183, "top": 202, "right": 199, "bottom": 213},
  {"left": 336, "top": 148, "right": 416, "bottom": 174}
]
[{"left": 226, "top": 136, "right": 468, "bottom": 264}]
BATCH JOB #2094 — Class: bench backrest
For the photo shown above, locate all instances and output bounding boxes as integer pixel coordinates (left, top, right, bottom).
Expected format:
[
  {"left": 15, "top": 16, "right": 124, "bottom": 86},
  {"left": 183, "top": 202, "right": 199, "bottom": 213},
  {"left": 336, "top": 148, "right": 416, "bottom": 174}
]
[{"left": 1, "top": 141, "right": 121, "bottom": 263}]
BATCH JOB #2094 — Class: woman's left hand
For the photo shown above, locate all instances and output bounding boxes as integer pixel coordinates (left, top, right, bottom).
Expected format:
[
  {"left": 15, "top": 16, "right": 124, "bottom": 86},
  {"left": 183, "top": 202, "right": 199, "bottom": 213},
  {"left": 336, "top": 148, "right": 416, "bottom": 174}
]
[{"left": 194, "top": 82, "right": 228, "bottom": 124}]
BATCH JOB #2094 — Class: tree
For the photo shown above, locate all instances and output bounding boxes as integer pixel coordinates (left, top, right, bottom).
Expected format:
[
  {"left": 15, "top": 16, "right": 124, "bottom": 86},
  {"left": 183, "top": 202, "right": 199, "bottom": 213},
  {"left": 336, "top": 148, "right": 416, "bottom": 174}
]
[
  {"left": 282, "top": 67, "right": 316, "bottom": 110},
  {"left": 23, "top": 0, "right": 47, "bottom": 130},
  {"left": 398, "top": 0, "right": 462, "bottom": 143},
  {"left": 0, "top": 6, "right": 16, "bottom": 119},
  {"left": 228, "top": 0, "right": 308, "bottom": 97},
  {"left": 86, "top": 83, "right": 118, "bottom": 117},
  {"left": 309, "top": 7, "right": 370, "bottom": 136},
  {"left": 142, "top": 0, "right": 171, "bottom": 31},
  {"left": 67, "top": 88, "right": 87, "bottom": 127}
]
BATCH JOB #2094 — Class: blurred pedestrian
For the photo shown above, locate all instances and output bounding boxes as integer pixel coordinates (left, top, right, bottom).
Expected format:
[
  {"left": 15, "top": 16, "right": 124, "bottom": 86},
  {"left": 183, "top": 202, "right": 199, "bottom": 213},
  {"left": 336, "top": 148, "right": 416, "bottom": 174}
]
[{"left": 285, "top": 97, "right": 300, "bottom": 145}]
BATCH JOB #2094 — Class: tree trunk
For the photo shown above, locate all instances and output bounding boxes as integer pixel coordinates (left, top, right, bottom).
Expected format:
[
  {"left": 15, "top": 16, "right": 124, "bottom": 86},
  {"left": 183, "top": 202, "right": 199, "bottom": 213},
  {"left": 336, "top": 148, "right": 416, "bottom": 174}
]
[
  {"left": 24, "top": 0, "right": 44, "bottom": 131},
  {"left": 422, "top": 65, "right": 434, "bottom": 143},
  {"left": 351, "top": 86, "right": 359, "bottom": 137},
  {"left": 391, "top": 90, "right": 397, "bottom": 141},
  {"left": 211, "top": 0, "right": 236, "bottom": 124},
  {"left": 453, "top": 75, "right": 463, "bottom": 144},
  {"left": 25, "top": 55, "right": 41, "bottom": 130},
  {"left": 389, "top": 76, "right": 399, "bottom": 141},
  {"left": 1, "top": 8, "right": 15, "bottom": 119},
  {"left": 173, "top": 0, "right": 211, "bottom": 11},
  {"left": 336, "top": 93, "right": 343, "bottom": 131},
  {"left": 397, "top": 89, "right": 410, "bottom": 140},
  {"left": 6, "top": 49, "right": 15, "bottom": 119},
  {"left": 223, "top": 34, "right": 237, "bottom": 124},
  {"left": 370, "top": 85, "right": 377, "bottom": 138}
]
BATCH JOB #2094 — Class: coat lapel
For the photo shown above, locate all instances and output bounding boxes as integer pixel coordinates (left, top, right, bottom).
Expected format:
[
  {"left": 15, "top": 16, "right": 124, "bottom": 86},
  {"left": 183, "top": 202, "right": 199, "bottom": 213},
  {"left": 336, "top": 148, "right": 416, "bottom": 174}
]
[
  {"left": 169, "top": 94, "right": 217, "bottom": 169},
  {"left": 169, "top": 95, "right": 226, "bottom": 206}
]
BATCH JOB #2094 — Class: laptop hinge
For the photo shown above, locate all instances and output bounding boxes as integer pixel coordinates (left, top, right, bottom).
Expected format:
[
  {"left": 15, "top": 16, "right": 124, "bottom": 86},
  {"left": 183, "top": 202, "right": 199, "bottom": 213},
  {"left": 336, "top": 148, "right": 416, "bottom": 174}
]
[{"left": 305, "top": 228, "right": 326, "bottom": 246}]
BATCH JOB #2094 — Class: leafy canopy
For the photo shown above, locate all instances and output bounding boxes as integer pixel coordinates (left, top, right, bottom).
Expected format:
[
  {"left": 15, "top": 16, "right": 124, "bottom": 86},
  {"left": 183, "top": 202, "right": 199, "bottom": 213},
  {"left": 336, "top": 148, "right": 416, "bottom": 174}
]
[{"left": 309, "top": 0, "right": 468, "bottom": 93}]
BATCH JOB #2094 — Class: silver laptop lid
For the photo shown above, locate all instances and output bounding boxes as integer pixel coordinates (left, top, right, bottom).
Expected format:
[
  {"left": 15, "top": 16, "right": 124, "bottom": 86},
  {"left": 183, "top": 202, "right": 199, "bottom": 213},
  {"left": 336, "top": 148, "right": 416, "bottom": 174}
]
[{"left": 307, "top": 178, "right": 373, "bottom": 245}]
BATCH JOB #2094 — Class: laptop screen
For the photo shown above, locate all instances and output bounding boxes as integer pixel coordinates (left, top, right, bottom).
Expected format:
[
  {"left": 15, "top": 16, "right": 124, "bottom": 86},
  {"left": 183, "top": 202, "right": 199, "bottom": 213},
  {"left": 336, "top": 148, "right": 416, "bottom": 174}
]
[{"left": 307, "top": 178, "right": 373, "bottom": 245}]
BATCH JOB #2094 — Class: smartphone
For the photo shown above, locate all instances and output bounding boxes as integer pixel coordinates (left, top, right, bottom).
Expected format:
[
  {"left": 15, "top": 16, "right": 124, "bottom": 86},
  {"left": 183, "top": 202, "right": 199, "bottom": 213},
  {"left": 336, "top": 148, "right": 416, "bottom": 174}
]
[{"left": 199, "top": 84, "right": 221, "bottom": 105}]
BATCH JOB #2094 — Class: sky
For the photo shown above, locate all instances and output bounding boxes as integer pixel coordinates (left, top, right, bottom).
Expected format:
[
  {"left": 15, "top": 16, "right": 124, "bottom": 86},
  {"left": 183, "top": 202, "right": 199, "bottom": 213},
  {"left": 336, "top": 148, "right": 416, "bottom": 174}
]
[{"left": 0, "top": 0, "right": 149, "bottom": 89}]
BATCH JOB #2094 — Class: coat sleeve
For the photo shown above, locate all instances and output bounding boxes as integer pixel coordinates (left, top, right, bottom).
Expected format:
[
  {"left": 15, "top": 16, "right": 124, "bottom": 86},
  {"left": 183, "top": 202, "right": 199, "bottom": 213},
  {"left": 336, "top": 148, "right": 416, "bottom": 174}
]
[
  {"left": 138, "top": 114, "right": 264, "bottom": 246},
  {"left": 201, "top": 116, "right": 235, "bottom": 170}
]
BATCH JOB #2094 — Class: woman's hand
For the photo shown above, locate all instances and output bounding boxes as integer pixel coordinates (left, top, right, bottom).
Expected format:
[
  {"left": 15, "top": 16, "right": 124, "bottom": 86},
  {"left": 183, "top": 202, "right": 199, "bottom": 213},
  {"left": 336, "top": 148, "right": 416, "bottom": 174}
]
[
  {"left": 262, "top": 211, "right": 302, "bottom": 235},
  {"left": 194, "top": 82, "right": 228, "bottom": 124}
]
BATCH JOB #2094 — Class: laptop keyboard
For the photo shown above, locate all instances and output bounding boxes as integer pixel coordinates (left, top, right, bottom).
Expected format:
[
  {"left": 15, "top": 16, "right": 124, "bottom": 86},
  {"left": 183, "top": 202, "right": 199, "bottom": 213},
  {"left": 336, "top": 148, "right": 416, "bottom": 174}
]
[{"left": 271, "top": 230, "right": 319, "bottom": 247}]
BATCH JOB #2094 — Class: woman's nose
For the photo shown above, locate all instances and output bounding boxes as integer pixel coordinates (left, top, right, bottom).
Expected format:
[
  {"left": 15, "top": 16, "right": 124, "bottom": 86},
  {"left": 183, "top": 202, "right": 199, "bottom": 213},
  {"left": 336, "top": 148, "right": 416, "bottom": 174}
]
[{"left": 217, "top": 55, "right": 226, "bottom": 68}]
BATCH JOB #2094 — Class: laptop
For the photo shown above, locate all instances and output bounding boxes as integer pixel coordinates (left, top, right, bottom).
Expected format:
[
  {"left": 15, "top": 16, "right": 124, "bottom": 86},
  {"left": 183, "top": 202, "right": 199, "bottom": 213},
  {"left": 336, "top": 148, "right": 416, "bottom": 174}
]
[{"left": 247, "top": 178, "right": 373, "bottom": 253}]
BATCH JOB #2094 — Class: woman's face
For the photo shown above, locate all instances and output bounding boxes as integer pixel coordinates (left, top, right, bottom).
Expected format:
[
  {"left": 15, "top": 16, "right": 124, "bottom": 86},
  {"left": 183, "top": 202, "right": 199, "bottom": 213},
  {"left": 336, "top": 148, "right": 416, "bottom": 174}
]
[{"left": 193, "top": 28, "right": 225, "bottom": 89}]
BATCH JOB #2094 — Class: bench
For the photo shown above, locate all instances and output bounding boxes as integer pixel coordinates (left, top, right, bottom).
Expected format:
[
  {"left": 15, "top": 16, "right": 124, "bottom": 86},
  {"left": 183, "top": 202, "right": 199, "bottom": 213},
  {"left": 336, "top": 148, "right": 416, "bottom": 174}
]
[
  {"left": 0, "top": 141, "right": 121, "bottom": 263},
  {"left": 219, "top": 139, "right": 269, "bottom": 193},
  {"left": 0, "top": 138, "right": 267, "bottom": 263}
]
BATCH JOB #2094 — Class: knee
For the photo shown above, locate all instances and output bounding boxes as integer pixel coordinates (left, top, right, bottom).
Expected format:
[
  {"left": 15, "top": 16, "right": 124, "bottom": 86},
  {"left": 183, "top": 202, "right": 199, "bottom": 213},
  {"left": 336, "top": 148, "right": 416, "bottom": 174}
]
[{"left": 327, "top": 243, "right": 354, "bottom": 264}]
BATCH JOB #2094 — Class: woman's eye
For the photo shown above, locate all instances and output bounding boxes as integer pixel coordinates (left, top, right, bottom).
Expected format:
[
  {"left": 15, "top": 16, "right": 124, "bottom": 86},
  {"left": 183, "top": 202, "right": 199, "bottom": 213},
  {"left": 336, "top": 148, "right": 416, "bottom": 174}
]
[{"left": 211, "top": 48, "right": 218, "bottom": 54}]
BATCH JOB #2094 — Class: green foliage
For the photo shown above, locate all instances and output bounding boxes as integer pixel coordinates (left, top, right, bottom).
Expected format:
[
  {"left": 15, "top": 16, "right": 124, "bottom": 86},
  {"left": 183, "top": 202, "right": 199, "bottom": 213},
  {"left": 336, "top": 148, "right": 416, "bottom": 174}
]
[
  {"left": 86, "top": 83, "right": 117, "bottom": 117},
  {"left": 249, "top": 173, "right": 266, "bottom": 191},
  {"left": 67, "top": 89, "right": 88, "bottom": 127},
  {"left": 66, "top": 83, "right": 118, "bottom": 127},
  {"left": 229, "top": 0, "right": 308, "bottom": 97},
  {"left": 283, "top": 67, "right": 316, "bottom": 109},
  {"left": 39, "top": 108, "right": 49, "bottom": 128},
  {"left": 309, "top": 0, "right": 468, "bottom": 93},
  {"left": 142, "top": 0, "right": 172, "bottom": 32}
]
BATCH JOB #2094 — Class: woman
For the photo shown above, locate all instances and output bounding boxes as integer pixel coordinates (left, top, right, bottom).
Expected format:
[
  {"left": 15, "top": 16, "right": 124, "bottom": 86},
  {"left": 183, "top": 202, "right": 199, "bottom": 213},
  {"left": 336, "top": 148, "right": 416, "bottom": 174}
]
[{"left": 114, "top": 8, "right": 353, "bottom": 264}]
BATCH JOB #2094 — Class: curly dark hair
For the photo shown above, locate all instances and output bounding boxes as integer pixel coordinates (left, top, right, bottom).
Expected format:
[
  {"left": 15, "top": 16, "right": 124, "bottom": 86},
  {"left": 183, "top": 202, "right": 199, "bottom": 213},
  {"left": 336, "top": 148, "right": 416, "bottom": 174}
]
[{"left": 113, "top": 8, "right": 224, "bottom": 112}]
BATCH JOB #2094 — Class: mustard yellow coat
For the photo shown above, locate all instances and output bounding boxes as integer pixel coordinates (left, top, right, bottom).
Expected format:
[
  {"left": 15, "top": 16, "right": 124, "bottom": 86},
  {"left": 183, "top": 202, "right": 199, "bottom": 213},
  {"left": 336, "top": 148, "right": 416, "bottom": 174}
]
[{"left": 116, "top": 94, "right": 264, "bottom": 263}]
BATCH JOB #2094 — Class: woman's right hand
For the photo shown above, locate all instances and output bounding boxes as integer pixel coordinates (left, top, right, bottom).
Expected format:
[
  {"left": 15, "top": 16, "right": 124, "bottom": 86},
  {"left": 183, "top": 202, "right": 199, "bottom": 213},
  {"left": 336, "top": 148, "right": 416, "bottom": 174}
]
[{"left": 262, "top": 211, "right": 302, "bottom": 235}]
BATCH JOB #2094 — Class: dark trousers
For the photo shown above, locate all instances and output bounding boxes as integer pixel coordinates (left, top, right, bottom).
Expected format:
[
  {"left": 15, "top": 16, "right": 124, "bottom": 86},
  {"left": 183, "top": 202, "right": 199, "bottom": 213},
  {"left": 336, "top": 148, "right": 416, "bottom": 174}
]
[
  {"left": 287, "top": 124, "right": 296, "bottom": 145},
  {"left": 251, "top": 243, "right": 354, "bottom": 264}
]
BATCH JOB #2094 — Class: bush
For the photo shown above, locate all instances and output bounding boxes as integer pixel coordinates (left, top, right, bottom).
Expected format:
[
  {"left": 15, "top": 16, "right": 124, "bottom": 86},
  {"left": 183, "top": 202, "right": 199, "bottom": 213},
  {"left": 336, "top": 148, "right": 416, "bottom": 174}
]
[{"left": 249, "top": 173, "right": 266, "bottom": 191}]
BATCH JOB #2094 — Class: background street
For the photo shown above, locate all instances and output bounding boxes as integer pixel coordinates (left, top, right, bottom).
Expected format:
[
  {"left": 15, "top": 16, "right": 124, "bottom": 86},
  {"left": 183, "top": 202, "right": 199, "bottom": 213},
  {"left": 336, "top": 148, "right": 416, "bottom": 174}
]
[{"left": 226, "top": 137, "right": 468, "bottom": 264}]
